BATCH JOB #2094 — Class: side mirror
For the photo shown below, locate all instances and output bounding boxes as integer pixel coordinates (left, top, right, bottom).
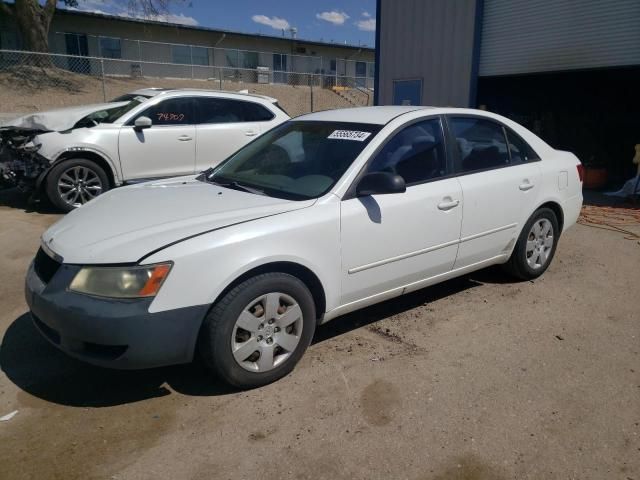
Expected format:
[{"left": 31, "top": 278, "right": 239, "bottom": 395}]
[
  {"left": 134, "top": 116, "right": 152, "bottom": 131},
  {"left": 356, "top": 172, "right": 406, "bottom": 196}
]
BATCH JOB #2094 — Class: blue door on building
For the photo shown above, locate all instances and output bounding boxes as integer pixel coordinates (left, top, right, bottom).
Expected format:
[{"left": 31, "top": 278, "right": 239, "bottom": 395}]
[{"left": 393, "top": 79, "right": 423, "bottom": 105}]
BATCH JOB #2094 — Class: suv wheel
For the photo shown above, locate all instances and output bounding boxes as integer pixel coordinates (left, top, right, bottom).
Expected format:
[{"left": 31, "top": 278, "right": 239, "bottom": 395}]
[
  {"left": 45, "top": 158, "right": 109, "bottom": 212},
  {"left": 199, "top": 273, "right": 316, "bottom": 389}
]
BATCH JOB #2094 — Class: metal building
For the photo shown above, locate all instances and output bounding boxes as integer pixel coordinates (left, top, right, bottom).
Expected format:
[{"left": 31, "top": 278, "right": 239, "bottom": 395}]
[{"left": 375, "top": 0, "right": 640, "bottom": 180}]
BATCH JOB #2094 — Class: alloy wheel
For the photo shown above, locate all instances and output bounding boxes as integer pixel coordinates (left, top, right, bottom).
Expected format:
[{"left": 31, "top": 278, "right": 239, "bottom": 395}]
[
  {"left": 57, "top": 165, "right": 104, "bottom": 207},
  {"left": 525, "top": 218, "right": 554, "bottom": 270}
]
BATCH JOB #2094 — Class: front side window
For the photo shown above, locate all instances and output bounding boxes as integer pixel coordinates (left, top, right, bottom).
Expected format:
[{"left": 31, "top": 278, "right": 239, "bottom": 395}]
[
  {"left": 202, "top": 121, "right": 381, "bottom": 200},
  {"left": 134, "top": 98, "right": 195, "bottom": 126},
  {"left": 449, "top": 117, "right": 510, "bottom": 173},
  {"left": 197, "top": 98, "right": 274, "bottom": 124},
  {"left": 367, "top": 118, "right": 447, "bottom": 185}
]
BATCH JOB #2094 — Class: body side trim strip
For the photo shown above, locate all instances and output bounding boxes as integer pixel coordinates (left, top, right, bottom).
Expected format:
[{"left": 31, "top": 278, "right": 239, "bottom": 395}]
[{"left": 347, "top": 222, "right": 517, "bottom": 274}]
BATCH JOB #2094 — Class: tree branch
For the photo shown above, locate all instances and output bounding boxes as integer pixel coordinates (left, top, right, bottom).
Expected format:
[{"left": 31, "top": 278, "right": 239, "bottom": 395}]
[{"left": 43, "top": 0, "right": 57, "bottom": 23}]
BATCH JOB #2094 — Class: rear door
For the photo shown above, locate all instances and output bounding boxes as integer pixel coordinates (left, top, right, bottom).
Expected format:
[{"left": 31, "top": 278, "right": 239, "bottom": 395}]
[
  {"left": 447, "top": 115, "right": 542, "bottom": 268},
  {"left": 340, "top": 116, "right": 463, "bottom": 304},
  {"left": 118, "top": 97, "right": 197, "bottom": 180},
  {"left": 194, "top": 98, "right": 277, "bottom": 172}
]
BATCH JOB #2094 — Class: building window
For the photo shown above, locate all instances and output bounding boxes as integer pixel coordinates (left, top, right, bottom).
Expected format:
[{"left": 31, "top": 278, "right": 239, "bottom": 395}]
[
  {"left": 99, "top": 37, "right": 121, "bottom": 59},
  {"left": 191, "top": 46, "right": 209, "bottom": 66},
  {"left": 225, "top": 49, "right": 239, "bottom": 67},
  {"left": 392, "top": 79, "right": 423, "bottom": 106},
  {"left": 241, "top": 51, "right": 258, "bottom": 69},
  {"left": 172, "top": 45, "right": 191, "bottom": 64}
]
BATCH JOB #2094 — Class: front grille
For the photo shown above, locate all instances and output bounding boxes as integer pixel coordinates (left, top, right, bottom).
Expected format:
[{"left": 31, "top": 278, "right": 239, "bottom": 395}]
[{"left": 34, "top": 247, "right": 61, "bottom": 284}]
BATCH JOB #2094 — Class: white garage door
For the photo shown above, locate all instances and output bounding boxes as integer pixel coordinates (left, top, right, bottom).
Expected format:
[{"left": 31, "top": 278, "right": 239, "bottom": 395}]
[{"left": 479, "top": 0, "right": 640, "bottom": 76}]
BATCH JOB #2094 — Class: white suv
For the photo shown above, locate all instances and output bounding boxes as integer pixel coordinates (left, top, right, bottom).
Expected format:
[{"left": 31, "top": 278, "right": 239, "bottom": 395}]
[{"left": 8, "top": 90, "right": 289, "bottom": 211}]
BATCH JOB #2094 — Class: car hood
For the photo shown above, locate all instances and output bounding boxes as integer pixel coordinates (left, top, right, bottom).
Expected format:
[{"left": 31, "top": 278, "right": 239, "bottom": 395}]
[
  {"left": 42, "top": 176, "right": 316, "bottom": 264},
  {"left": 2, "top": 101, "right": 128, "bottom": 132}
]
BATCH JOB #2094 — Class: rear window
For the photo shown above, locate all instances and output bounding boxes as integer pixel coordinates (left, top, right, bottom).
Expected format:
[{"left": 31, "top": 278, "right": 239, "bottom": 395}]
[{"left": 197, "top": 98, "right": 275, "bottom": 124}]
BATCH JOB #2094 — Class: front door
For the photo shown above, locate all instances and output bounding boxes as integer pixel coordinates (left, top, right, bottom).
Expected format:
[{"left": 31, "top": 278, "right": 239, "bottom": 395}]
[
  {"left": 340, "top": 117, "right": 463, "bottom": 305},
  {"left": 118, "top": 97, "right": 197, "bottom": 180},
  {"left": 447, "top": 116, "right": 542, "bottom": 268}
]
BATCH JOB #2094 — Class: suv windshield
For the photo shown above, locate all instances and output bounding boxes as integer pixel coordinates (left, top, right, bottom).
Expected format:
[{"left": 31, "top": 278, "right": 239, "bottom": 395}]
[
  {"left": 74, "top": 98, "right": 145, "bottom": 128},
  {"left": 201, "top": 121, "right": 381, "bottom": 200}
]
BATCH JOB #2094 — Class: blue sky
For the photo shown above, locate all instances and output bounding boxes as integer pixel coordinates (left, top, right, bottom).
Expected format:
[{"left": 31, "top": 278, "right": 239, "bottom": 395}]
[{"left": 62, "top": 0, "right": 377, "bottom": 47}]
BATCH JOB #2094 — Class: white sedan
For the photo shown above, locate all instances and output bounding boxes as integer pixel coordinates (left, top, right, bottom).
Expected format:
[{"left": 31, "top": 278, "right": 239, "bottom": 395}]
[
  {"left": 3, "top": 89, "right": 289, "bottom": 211},
  {"left": 25, "top": 106, "right": 583, "bottom": 388}
]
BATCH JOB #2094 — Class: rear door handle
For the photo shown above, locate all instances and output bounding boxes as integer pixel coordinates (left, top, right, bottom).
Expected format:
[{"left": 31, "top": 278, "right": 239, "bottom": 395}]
[
  {"left": 437, "top": 199, "right": 460, "bottom": 211},
  {"left": 177, "top": 135, "right": 193, "bottom": 141},
  {"left": 245, "top": 130, "right": 259, "bottom": 137},
  {"left": 519, "top": 181, "right": 535, "bottom": 191}
]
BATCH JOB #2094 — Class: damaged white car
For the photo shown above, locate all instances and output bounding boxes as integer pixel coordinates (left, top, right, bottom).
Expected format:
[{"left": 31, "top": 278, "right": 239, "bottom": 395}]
[{"left": 0, "top": 90, "right": 289, "bottom": 211}]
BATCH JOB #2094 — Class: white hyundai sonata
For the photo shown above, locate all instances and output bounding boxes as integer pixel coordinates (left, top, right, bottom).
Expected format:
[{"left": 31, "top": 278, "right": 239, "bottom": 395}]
[{"left": 25, "top": 106, "right": 583, "bottom": 388}]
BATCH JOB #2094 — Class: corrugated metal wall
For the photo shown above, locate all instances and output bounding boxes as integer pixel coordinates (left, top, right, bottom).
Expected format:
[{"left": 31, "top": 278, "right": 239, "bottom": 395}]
[
  {"left": 377, "top": 0, "right": 479, "bottom": 107},
  {"left": 480, "top": 0, "right": 640, "bottom": 77}
]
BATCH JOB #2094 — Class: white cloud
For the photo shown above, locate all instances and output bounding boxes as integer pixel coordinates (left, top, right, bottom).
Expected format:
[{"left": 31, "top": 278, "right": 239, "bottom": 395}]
[
  {"left": 251, "top": 14, "right": 291, "bottom": 30},
  {"left": 316, "top": 11, "right": 350, "bottom": 26},
  {"left": 355, "top": 18, "right": 376, "bottom": 31},
  {"left": 362, "top": 11, "right": 371, "bottom": 18}
]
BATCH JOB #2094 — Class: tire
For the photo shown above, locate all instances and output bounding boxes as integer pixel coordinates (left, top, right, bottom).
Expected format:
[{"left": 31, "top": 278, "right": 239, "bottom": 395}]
[
  {"left": 198, "top": 273, "right": 316, "bottom": 389},
  {"left": 503, "top": 207, "right": 560, "bottom": 280},
  {"left": 45, "top": 158, "right": 110, "bottom": 212}
]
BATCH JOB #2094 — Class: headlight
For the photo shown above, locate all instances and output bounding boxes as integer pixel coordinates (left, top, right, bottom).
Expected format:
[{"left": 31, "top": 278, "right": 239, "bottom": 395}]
[{"left": 69, "top": 263, "right": 172, "bottom": 298}]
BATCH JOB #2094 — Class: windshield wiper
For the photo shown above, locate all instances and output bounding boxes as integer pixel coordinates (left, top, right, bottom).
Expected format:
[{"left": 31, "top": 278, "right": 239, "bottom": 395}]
[{"left": 209, "top": 178, "right": 266, "bottom": 196}]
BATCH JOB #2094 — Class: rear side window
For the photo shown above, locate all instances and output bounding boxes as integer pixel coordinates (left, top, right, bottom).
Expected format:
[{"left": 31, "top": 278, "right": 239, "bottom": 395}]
[
  {"left": 134, "top": 97, "right": 195, "bottom": 126},
  {"left": 449, "top": 117, "right": 509, "bottom": 173},
  {"left": 197, "top": 98, "right": 274, "bottom": 124},
  {"left": 506, "top": 128, "right": 539, "bottom": 163},
  {"left": 367, "top": 118, "right": 447, "bottom": 185}
]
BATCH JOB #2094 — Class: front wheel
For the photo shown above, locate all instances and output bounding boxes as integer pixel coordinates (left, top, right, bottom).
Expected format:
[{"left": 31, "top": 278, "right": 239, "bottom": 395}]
[
  {"left": 45, "top": 159, "right": 109, "bottom": 212},
  {"left": 503, "top": 208, "right": 560, "bottom": 280},
  {"left": 198, "top": 273, "right": 316, "bottom": 389}
]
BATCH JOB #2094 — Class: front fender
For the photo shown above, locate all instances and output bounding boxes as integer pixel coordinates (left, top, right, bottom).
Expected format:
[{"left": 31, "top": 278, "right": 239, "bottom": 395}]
[{"left": 143, "top": 200, "right": 342, "bottom": 316}]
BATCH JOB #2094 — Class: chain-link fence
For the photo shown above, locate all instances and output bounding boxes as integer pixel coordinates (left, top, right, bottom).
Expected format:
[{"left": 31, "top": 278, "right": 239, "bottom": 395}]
[
  {"left": 54, "top": 32, "right": 375, "bottom": 86},
  {"left": 0, "top": 49, "right": 373, "bottom": 118}
]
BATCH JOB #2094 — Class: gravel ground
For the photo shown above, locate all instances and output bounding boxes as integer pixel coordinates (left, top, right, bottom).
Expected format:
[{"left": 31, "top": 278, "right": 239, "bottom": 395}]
[{"left": 0, "top": 190, "right": 638, "bottom": 480}]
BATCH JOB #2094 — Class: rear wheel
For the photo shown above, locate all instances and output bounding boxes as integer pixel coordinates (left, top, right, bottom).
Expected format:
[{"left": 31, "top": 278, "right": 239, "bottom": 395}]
[
  {"left": 503, "top": 208, "right": 559, "bottom": 280},
  {"left": 45, "top": 158, "right": 109, "bottom": 212},
  {"left": 199, "top": 273, "right": 316, "bottom": 389}
]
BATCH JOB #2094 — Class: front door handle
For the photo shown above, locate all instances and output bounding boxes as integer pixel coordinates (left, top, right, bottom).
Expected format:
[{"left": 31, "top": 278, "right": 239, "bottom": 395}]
[
  {"left": 437, "top": 199, "right": 460, "bottom": 211},
  {"left": 245, "top": 130, "right": 259, "bottom": 137},
  {"left": 177, "top": 135, "right": 193, "bottom": 141},
  {"left": 519, "top": 181, "right": 535, "bottom": 191}
]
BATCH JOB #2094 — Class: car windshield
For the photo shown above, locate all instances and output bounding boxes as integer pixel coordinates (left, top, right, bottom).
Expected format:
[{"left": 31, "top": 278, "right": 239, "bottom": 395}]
[
  {"left": 75, "top": 98, "right": 145, "bottom": 128},
  {"left": 110, "top": 93, "right": 152, "bottom": 102},
  {"left": 201, "top": 121, "right": 382, "bottom": 200}
]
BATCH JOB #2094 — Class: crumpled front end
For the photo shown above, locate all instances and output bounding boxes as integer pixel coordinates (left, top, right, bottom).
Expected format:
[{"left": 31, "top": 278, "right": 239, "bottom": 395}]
[{"left": 0, "top": 127, "right": 50, "bottom": 191}]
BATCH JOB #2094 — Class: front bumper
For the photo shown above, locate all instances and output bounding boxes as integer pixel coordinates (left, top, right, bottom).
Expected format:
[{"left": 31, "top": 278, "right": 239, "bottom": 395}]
[{"left": 24, "top": 260, "right": 208, "bottom": 369}]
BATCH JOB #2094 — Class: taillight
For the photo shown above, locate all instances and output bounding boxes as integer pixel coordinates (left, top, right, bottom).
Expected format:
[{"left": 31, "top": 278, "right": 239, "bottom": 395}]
[{"left": 576, "top": 164, "right": 584, "bottom": 182}]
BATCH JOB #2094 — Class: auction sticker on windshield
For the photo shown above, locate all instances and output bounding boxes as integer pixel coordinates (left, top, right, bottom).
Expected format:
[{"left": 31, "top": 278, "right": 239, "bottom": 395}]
[{"left": 328, "top": 130, "right": 372, "bottom": 141}]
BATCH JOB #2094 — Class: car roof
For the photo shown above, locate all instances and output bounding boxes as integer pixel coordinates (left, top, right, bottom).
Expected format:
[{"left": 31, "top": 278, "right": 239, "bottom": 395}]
[
  {"left": 294, "top": 106, "right": 516, "bottom": 125},
  {"left": 151, "top": 88, "right": 278, "bottom": 104},
  {"left": 295, "top": 106, "right": 433, "bottom": 125}
]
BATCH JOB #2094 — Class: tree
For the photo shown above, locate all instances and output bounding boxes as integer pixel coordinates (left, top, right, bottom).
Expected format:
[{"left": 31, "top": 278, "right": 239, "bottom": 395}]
[{"left": 0, "top": 0, "right": 177, "bottom": 53}]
